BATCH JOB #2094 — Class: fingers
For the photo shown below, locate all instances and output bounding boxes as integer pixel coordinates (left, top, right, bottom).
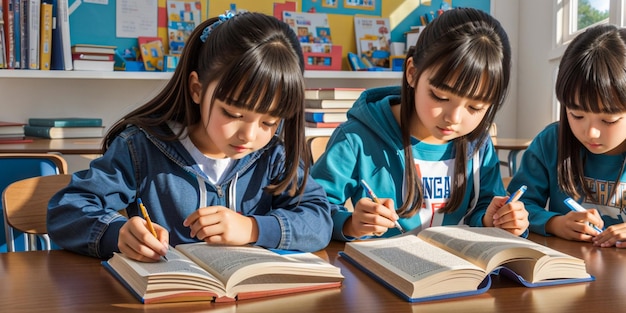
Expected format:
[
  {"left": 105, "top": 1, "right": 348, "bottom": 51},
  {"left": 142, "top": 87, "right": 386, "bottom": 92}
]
[
  {"left": 593, "top": 224, "right": 626, "bottom": 248},
  {"left": 184, "top": 206, "right": 256, "bottom": 245},
  {"left": 348, "top": 198, "right": 398, "bottom": 237},
  {"left": 118, "top": 217, "right": 169, "bottom": 262},
  {"left": 492, "top": 201, "right": 529, "bottom": 236},
  {"left": 551, "top": 214, "right": 597, "bottom": 242}
]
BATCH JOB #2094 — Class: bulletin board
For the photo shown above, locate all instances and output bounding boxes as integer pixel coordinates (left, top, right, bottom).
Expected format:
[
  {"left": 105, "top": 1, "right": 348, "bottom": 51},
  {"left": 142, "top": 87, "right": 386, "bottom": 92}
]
[
  {"left": 302, "top": 0, "right": 381, "bottom": 16},
  {"left": 67, "top": 0, "right": 490, "bottom": 69},
  {"left": 68, "top": 0, "right": 208, "bottom": 52}
]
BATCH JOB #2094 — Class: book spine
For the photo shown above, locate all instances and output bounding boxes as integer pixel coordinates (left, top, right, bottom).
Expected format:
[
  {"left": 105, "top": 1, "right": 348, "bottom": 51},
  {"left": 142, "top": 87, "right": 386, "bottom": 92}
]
[
  {"left": 305, "top": 113, "right": 324, "bottom": 123},
  {"left": 19, "top": 0, "right": 25, "bottom": 68},
  {"left": 27, "top": 0, "right": 39, "bottom": 69},
  {"left": 23, "top": 125, "right": 52, "bottom": 138},
  {"left": 2, "top": 0, "right": 15, "bottom": 68},
  {"left": 0, "top": 14, "right": 7, "bottom": 69},
  {"left": 39, "top": 2, "right": 51, "bottom": 70},
  {"left": 57, "top": 0, "right": 70, "bottom": 70},
  {"left": 12, "top": 0, "right": 20, "bottom": 68},
  {"left": 28, "top": 118, "right": 103, "bottom": 127}
]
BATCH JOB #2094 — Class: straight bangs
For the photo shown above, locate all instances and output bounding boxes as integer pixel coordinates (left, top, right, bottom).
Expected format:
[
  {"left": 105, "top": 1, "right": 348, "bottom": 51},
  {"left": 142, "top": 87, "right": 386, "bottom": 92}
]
[
  {"left": 557, "top": 56, "right": 626, "bottom": 114},
  {"left": 214, "top": 43, "right": 304, "bottom": 119},
  {"left": 428, "top": 43, "right": 506, "bottom": 106},
  {"left": 557, "top": 25, "right": 626, "bottom": 114}
]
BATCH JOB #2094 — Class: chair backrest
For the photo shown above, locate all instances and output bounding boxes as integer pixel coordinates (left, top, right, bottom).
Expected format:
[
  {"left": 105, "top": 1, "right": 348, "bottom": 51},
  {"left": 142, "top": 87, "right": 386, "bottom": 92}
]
[
  {"left": 3, "top": 174, "right": 72, "bottom": 235},
  {"left": 305, "top": 136, "right": 354, "bottom": 211},
  {"left": 502, "top": 176, "right": 512, "bottom": 189},
  {"left": 0, "top": 153, "right": 67, "bottom": 252},
  {"left": 307, "top": 136, "right": 330, "bottom": 164}
]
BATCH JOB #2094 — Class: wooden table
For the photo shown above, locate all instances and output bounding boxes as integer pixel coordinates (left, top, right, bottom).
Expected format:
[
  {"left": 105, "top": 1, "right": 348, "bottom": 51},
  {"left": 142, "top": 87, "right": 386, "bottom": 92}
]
[
  {"left": 1, "top": 234, "right": 625, "bottom": 313},
  {"left": 0, "top": 138, "right": 103, "bottom": 154},
  {"left": 492, "top": 137, "right": 532, "bottom": 176}
]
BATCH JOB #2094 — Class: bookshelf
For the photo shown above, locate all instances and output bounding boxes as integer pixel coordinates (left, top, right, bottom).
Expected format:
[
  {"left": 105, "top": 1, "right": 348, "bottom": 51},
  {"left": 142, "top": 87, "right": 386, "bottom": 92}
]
[
  {"left": 0, "top": 70, "right": 401, "bottom": 131},
  {"left": 0, "top": 70, "right": 401, "bottom": 171}
]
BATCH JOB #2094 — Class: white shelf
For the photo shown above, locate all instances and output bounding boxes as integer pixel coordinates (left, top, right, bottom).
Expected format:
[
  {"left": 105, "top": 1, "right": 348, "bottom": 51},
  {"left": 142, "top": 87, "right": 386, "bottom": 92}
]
[
  {"left": 0, "top": 69, "right": 402, "bottom": 80},
  {"left": 0, "top": 70, "right": 172, "bottom": 80},
  {"left": 304, "top": 70, "right": 402, "bottom": 80}
]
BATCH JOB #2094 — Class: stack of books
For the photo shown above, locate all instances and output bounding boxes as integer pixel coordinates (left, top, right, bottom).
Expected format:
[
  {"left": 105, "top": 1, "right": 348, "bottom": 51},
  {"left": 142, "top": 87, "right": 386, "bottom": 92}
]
[
  {"left": 71, "top": 44, "right": 116, "bottom": 71},
  {"left": 304, "top": 88, "right": 364, "bottom": 128},
  {"left": 0, "top": 121, "right": 31, "bottom": 144},
  {"left": 24, "top": 117, "right": 105, "bottom": 139}
]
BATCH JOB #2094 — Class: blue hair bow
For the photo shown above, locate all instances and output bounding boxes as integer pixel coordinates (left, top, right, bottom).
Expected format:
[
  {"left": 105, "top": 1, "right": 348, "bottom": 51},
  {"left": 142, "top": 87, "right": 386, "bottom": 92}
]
[{"left": 200, "top": 11, "right": 236, "bottom": 43}]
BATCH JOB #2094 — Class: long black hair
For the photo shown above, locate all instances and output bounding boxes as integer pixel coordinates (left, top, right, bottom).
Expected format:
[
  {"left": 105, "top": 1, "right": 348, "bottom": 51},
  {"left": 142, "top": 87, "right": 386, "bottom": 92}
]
[
  {"left": 398, "top": 8, "right": 511, "bottom": 216},
  {"left": 556, "top": 24, "right": 626, "bottom": 202},
  {"left": 105, "top": 12, "right": 308, "bottom": 196}
]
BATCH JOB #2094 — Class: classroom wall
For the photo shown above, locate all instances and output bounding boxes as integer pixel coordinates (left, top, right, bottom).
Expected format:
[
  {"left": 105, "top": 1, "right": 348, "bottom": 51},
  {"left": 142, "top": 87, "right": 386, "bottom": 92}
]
[
  {"left": 516, "top": 0, "right": 557, "bottom": 139},
  {"left": 69, "top": 1, "right": 491, "bottom": 71},
  {"left": 208, "top": 1, "right": 490, "bottom": 70},
  {"left": 67, "top": 0, "right": 528, "bottom": 141}
]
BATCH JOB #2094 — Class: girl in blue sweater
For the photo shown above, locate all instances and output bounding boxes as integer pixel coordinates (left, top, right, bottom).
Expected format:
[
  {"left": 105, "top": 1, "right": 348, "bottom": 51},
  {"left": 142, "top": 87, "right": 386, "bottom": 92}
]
[
  {"left": 311, "top": 8, "right": 529, "bottom": 240},
  {"left": 47, "top": 12, "right": 333, "bottom": 261},
  {"left": 508, "top": 24, "right": 626, "bottom": 248}
]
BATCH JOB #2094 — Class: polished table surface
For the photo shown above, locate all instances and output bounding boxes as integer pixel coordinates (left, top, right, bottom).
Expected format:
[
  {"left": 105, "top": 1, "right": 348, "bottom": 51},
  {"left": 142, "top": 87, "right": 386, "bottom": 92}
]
[{"left": 1, "top": 234, "right": 625, "bottom": 313}]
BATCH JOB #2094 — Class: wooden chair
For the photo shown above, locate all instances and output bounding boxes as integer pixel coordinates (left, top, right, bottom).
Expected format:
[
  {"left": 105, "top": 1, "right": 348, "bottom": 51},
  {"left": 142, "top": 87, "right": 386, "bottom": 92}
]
[
  {"left": 2, "top": 174, "right": 72, "bottom": 252},
  {"left": 306, "top": 136, "right": 354, "bottom": 211},
  {"left": 0, "top": 153, "right": 68, "bottom": 252},
  {"left": 307, "top": 136, "right": 330, "bottom": 164},
  {"left": 502, "top": 176, "right": 512, "bottom": 189}
]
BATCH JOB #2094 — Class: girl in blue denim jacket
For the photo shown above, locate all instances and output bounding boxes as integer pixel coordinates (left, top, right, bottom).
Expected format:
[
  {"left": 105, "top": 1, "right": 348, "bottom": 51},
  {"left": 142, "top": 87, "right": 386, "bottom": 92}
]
[{"left": 47, "top": 12, "right": 333, "bottom": 261}]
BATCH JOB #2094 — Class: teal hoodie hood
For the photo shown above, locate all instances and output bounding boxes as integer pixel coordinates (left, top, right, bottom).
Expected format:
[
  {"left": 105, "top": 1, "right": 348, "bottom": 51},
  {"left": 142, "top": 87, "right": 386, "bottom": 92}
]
[{"left": 311, "top": 86, "right": 507, "bottom": 241}]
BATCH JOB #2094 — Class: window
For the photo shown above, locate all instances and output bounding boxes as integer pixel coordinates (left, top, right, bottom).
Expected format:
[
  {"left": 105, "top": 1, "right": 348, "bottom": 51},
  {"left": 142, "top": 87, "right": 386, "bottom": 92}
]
[{"left": 559, "top": 0, "right": 625, "bottom": 45}]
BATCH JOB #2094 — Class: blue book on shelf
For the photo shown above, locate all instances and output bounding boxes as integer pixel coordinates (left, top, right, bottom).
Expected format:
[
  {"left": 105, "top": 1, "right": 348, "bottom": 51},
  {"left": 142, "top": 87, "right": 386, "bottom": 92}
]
[
  {"left": 28, "top": 117, "right": 102, "bottom": 127},
  {"left": 48, "top": 0, "right": 64, "bottom": 70},
  {"left": 13, "top": 0, "right": 21, "bottom": 68},
  {"left": 24, "top": 125, "right": 104, "bottom": 139}
]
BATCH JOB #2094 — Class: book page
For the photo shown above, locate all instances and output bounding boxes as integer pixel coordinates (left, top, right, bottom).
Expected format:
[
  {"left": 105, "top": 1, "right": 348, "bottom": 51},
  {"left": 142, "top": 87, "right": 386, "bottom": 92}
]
[
  {"left": 417, "top": 226, "right": 561, "bottom": 272},
  {"left": 106, "top": 248, "right": 226, "bottom": 299},
  {"left": 176, "top": 243, "right": 341, "bottom": 290},
  {"left": 344, "top": 236, "right": 483, "bottom": 280},
  {"left": 343, "top": 235, "right": 485, "bottom": 298},
  {"left": 110, "top": 247, "right": 221, "bottom": 280}
]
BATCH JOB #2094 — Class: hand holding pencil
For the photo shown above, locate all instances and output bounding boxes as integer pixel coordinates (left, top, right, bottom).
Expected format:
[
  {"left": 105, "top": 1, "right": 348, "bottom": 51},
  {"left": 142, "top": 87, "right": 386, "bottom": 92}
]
[
  {"left": 343, "top": 180, "right": 405, "bottom": 238},
  {"left": 485, "top": 185, "right": 530, "bottom": 237},
  {"left": 117, "top": 198, "right": 170, "bottom": 262}
]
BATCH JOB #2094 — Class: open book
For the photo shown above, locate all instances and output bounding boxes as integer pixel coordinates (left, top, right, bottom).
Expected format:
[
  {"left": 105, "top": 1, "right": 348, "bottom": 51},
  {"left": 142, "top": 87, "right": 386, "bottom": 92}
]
[
  {"left": 340, "top": 226, "right": 593, "bottom": 302},
  {"left": 103, "top": 243, "right": 344, "bottom": 303}
]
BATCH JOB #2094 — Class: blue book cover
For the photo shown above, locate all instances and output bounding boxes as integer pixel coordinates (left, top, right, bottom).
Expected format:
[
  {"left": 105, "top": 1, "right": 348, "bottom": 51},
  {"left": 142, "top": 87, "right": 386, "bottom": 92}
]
[
  {"left": 305, "top": 111, "right": 347, "bottom": 123},
  {"left": 13, "top": 0, "right": 21, "bottom": 68},
  {"left": 24, "top": 125, "right": 104, "bottom": 138},
  {"left": 28, "top": 117, "right": 102, "bottom": 127},
  {"left": 47, "top": 0, "right": 64, "bottom": 70}
]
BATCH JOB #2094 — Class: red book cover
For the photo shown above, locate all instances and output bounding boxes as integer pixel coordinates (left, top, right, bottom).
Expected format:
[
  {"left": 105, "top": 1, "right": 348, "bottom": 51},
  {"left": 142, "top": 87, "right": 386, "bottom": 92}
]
[{"left": 305, "top": 121, "right": 342, "bottom": 128}]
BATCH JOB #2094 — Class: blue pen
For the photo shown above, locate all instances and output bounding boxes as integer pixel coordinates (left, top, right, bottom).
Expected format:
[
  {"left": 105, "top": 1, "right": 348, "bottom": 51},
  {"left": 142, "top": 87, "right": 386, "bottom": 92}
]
[
  {"left": 563, "top": 198, "right": 603, "bottom": 233},
  {"left": 360, "top": 179, "right": 405, "bottom": 234},
  {"left": 505, "top": 185, "right": 527, "bottom": 204}
]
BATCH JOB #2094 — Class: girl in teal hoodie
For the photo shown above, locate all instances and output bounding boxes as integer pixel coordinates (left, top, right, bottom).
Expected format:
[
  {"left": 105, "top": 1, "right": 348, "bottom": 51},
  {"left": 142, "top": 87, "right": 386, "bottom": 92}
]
[
  {"left": 507, "top": 24, "right": 626, "bottom": 248},
  {"left": 311, "top": 8, "right": 529, "bottom": 241}
]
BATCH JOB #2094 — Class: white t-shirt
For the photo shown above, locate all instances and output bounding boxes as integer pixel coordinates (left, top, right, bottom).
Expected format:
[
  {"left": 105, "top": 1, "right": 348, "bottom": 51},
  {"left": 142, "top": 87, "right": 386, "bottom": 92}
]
[{"left": 171, "top": 122, "right": 234, "bottom": 184}]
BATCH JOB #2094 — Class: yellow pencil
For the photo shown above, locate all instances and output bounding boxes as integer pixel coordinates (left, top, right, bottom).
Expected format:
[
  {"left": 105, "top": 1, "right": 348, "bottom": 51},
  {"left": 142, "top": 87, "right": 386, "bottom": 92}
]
[
  {"left": 137, "top": 198, "right": 167, "bottom": 261},
  {"left": 138, "top": 198, "right": 158, "bottom": 237}
]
